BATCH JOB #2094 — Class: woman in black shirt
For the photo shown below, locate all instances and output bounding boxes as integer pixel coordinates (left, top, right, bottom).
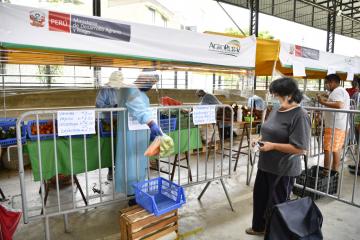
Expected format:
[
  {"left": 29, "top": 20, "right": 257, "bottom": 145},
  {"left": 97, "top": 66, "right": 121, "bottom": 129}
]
[{"left": 246, "top": 77, "right": 311, "bottom": 236}]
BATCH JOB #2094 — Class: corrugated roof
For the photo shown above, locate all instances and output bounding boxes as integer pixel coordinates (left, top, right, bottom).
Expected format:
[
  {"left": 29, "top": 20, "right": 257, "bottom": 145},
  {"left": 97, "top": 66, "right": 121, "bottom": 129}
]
[{"left": 217, "top": 0, "right": 360, "bottom": 40}]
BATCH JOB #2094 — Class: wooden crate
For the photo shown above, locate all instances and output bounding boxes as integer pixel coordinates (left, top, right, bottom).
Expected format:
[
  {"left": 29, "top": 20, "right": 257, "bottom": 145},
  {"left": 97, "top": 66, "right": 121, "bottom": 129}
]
[{"left": 119, "top": 205, "right": 178, "bottom": 240}]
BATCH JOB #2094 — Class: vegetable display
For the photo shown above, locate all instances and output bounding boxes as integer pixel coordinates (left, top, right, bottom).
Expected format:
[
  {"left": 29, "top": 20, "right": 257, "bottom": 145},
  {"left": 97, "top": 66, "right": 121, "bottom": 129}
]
[
  {"left": 31, "top": 121, "right": 55, "bottom": 135},
  {"left": 0, "top": 127, "right": 16, "bottom": 139},
  {"left": 160, "top": 134, "right": 174, "bottom": 157}
]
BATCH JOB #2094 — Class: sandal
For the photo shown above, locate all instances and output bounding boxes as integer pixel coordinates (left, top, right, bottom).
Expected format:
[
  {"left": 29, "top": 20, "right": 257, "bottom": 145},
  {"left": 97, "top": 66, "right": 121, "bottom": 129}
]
[
  {"left": 321, "top": 168, "right": 330, "bottom": 177},
  {"left": 245, "top": 227, "right": 265, "bottom": 236}
]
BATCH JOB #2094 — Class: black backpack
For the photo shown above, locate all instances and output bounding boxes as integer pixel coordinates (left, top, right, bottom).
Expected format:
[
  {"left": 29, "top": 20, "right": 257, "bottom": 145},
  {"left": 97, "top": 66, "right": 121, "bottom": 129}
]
[{"left": 265, "top": 155, "right": 323, "bottom": 240}]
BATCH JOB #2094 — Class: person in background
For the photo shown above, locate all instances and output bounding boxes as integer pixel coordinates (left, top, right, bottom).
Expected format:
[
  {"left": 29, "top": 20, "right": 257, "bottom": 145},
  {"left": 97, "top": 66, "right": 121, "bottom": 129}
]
[
  {"left": 246, "top": 77, "right": 310, "bottom": 236},
  {"left": 195, "top": 89, "right": 227, "bottom": 141},
  {"left": 346, "top": 77, "right": 359, "bottom": 98},
  {"left": 106, "top": 70, "right": 162, "bottom": 206},
  {"left": 196, "top": 89, "right": 222, "bottom": 105},
  {"left": 349, "top": 76, "right": 360, "bottom": 175},
  {"left": 95, "top": 72, "right": 121, "bottom": 181},
  {"left": 317, "top": 74, "right": 350, "bottom": 173},
  {"left": 350, "top": 76, "right": 360, "bottom": 105}
]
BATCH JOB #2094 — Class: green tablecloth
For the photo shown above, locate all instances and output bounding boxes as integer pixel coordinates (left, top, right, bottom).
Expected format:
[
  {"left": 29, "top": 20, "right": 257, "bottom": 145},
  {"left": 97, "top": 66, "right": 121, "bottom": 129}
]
[
  {"left": 166, "top": 128, "right": 202, "bottom": 155},
  {"left": 25, "top": 137, "right": 113, "bottom": 181},
  {"left": 26, "top": 128, "right": 202, "bottom": 181}
]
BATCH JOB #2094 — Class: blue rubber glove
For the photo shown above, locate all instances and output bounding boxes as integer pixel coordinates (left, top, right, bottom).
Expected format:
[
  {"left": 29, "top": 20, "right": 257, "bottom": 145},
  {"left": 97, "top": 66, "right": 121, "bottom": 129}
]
[{"left": 148, "top": 121, "right": 163, "bottom": 141}]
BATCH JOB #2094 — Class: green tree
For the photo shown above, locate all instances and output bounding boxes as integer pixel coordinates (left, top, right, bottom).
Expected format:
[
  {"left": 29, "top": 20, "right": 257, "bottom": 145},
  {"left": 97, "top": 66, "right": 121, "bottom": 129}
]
[
  {"left": 225, "top": 28, "right": 274, "bottom": 40},
  {"left": 37, "top": 65, "right": 63, "bottom": 87}
]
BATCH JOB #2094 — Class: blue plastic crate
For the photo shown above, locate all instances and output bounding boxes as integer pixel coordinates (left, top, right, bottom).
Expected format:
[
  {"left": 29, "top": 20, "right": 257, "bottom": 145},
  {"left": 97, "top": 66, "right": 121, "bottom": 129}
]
[
  {"left": 133, "top": 177, "right": 186, "bottom": 216},
  {"left": 27, "top": 120, "right": 57, "bottom": 141},
  {"left": 159, "top": 118, "right": 177, "bottom": 132},
  {"left": 0, "top": 122, "right": 26, "bottom": 146},
  {"left": 0, "top": 118, "right": 17, "bottom": 122}
]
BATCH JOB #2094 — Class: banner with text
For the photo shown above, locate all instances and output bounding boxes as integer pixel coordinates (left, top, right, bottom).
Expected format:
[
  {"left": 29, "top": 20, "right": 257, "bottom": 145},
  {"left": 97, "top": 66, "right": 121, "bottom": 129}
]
[
  {"left": 279, "top": 41, "right": 360, "bottom": 76},
  {"left": 0, "top": 3, "right": 256, "bottom": 69}
]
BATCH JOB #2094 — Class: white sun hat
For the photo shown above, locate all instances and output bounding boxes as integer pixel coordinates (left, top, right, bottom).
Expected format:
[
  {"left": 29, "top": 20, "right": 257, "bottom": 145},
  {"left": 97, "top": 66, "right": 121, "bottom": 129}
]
[{"left": 106, "top": 71, "right": 136, "bottom": 88}]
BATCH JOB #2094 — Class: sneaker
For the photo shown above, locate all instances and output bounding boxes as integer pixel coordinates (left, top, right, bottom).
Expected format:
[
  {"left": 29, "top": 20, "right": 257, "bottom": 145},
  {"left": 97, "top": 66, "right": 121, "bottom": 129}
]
[{"left": 245, "top": 227, "right": 265, "bottom": 236}]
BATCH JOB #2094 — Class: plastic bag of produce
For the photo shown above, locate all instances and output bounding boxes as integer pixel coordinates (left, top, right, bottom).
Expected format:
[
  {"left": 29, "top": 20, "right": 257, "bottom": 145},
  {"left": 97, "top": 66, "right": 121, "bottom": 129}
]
[
  {"left": 160, "top": 134, "right": 174, "bottom": 157},
  {"left": 144, "top": 134, "right": 174, "bottom": 157},
  {"left": 144, "top": 137, "right": 161, "bottom": 157}
]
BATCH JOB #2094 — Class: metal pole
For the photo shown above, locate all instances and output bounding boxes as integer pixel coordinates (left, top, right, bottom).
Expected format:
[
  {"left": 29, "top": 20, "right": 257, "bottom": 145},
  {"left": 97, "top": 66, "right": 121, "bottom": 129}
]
[
  {"left": 326, "top": 0, "right": 336, "bottom": 53},
  {"left": 212, "top": 73, "right": 216, "bottom": 91},
  {"left": 92, "top": 0, "right": 101, "bottom": 88},
  {"left": 1, "top": 59, "right": 6, "bottom": 117},
  {"left": 174, "top": 71, "right": 178, "bottom": 89},
  {"left": 16, "top": 116, "right": 28, "bottom": 223},
  {"left": 45, "top": 65, "right": 51, "bottom": 88},
  {"left": 92, "top": 0, "right": 101, "bottom": 17},
  {"left": 220, "top": 179, "right": 234, "bottom": 212},
  {"left": 249, "top": 0, "right": 259, "bottom": 37},
  {"left": 216, "top": 1, "right": 246, "bottom": 36}
]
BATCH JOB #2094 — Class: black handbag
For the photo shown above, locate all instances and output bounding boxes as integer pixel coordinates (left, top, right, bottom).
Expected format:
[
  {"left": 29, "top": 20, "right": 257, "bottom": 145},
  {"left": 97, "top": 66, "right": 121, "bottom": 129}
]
[{"left": 264, "top": 155, "right": 324, "bottom": 240}]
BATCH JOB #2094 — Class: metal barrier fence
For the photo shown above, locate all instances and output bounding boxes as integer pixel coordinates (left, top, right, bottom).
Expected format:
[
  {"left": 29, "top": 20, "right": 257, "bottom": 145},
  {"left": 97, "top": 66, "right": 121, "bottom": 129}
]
[
  {"left": 16, "top": 104, "right": 233, "bottom": 239},
  {"left": 247, "top": 106, "right": 360, "bottom": 209},
  {"left": 299, "top": 106, "right": 360, "bottom": 208}
]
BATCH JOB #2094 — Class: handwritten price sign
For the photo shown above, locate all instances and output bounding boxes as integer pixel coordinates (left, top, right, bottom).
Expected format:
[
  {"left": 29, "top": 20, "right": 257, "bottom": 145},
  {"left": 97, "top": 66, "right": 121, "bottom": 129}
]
[
  {"left": 192, "top": 105, "right": 217, "bottom": 125},
  {"left": 57, "top": 110, "right": 96, "bottom": 136}
]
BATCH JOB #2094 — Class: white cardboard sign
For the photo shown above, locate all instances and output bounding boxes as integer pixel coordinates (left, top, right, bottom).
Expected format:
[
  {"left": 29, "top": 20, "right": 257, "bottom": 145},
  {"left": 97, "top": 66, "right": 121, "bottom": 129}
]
[
  {"left": 128, "top": 108, "right": 158, "bottom": 131},
  {"left": 57, "top": 110, "right": 95, "bottom": 136},
  {"left": 193, "top": 105, "right": 217, "bottom": 125},
  {"left": 292, "top": 61, "right": 306, "bottom": 77},
  {"left": 347, "top": 71, "right": 355, "bottom": 81}
]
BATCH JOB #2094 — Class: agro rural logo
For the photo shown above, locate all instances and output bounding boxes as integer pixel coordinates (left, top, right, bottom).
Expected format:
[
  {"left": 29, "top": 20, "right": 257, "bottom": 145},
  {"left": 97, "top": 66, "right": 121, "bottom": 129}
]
[
  {"left": 30, "top": 10, "right": 46, "bottom": 27},
  {"left": 209, "top": 40, "right": 241, "bottom": 57}
]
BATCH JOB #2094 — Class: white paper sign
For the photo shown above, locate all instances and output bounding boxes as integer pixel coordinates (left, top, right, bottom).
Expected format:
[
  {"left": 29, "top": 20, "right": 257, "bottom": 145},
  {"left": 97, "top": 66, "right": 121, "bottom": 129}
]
[
  {"left": 128, "top": 108, "right": 158, "bottom": 131},
  {"left": 57, "top": 110, "right": 95, "bottom": 136},
  {"left": 292, "top": 61, "right": 306, "bottom": 77},
  {"left": 347, "top": 71, "right": 355, "bottom": 81},
  {"left": 327, "top": 66, "right": 336, "bottom": 75},
  {"left": 193, "top": 105, "right": 217, "bottom": 125}
]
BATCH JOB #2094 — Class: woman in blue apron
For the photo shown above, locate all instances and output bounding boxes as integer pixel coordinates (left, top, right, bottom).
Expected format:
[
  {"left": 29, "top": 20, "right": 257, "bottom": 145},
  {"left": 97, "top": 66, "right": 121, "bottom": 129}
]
[{"left": 103, "top": 70, "right": 162, "bottom": 204}]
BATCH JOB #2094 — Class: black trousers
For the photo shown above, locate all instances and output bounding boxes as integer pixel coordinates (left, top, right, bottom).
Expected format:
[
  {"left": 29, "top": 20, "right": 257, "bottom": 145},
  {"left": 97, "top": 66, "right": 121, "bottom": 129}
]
[{"left": 252, "top": 169, "right": 295, "bottom": 232}]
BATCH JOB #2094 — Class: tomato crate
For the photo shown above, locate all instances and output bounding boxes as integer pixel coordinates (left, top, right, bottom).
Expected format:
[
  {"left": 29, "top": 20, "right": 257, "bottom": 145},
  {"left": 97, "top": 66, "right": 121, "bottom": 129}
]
[
  {"left": 27, "top": 120, "right": 57, "bottom": 141},
  {"left": 0, "top": 121, "right": 26, "bottom": 146}
]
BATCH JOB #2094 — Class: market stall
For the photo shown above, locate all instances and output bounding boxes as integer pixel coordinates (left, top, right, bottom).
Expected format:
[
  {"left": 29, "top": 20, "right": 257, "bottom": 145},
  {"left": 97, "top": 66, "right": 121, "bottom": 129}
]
[
  {"left": 0, "top": 5, "right": 258, "bottom": 233},
  {"left": 206, "top": 31, "right": 360, "bottom": 79}
]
